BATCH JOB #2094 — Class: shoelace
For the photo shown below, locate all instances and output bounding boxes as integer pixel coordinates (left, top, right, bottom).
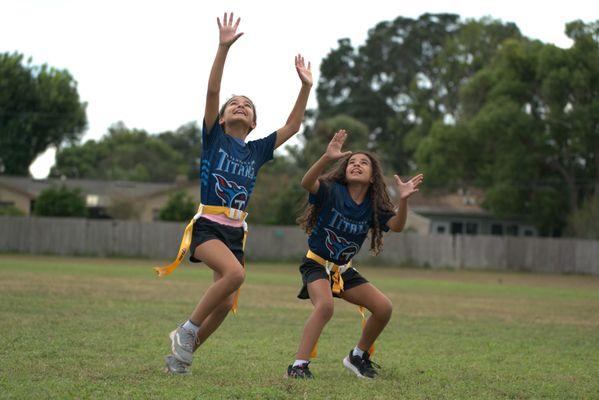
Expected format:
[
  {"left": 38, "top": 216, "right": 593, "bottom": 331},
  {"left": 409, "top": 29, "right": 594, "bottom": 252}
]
[
  {"left": 180, "top": 329, "right": 198, "bottom": 352},
  {"left": 362, "top": 355, "right": 381, "bottom": 373}
]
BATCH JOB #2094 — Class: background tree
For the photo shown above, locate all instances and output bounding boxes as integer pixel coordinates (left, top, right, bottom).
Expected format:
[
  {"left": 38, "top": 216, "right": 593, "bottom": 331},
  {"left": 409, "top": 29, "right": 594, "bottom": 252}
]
[
  {"left": 315, "top": 14, "right": 520, "bottom": 173},
  {"left": 158, "top": 191, "right": 195, "bottom": 222},
  {"left": 33, "top": 186, "right": 87, "bottom": 217},
  {"left": 416, "top": 20, "right": 599, "bottom": 235},
  {"left": 51, "top": 122, "right": 200, "bottom": 182},
  {"left": 0, "top": 52, "right": 87, "bottom": 175},
  {"left": 290, "top": 114, "right": 369, "bottom": 169}
]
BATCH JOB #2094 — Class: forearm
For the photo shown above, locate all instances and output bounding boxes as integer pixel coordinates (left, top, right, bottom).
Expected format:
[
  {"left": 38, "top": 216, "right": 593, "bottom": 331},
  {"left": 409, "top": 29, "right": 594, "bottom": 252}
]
[
  {"left": 275, "top": 83, "right": 312, "bottom": 148},
  {"left": 301, "top": 154, "right": 331, "bottom": 192},
  {"left": 207, "top": 45, "right": 230, "bottom": 95},
  {"left": 286, "top": 84, "right": 311, "bottom": 128},
  {"left": 387, "top": 199, "right": 408, "bottom": 232}
]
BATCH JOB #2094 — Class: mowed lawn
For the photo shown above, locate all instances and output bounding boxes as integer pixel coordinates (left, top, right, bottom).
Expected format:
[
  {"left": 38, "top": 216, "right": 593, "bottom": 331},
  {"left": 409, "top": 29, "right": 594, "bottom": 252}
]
[{"left": 0, "top": 255, "right": 598, "bottom": 399}]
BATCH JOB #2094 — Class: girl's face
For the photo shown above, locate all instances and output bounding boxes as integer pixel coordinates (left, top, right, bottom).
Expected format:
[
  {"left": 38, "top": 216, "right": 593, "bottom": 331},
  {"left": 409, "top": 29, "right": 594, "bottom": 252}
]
[
  {"left": 220, "top": 96, "right": 256, "bottom": 131},
  {"left": 345, "top": 153, "right": 373, "bottom": 185}
]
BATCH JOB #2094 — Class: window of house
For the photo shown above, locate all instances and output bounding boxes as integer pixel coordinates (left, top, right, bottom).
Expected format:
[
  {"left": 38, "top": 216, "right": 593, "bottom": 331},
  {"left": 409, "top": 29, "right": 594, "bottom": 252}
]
[
  {"left": 506, "top": 225, "right": 519, "bottom": 236},
  {"left": 465, "top": 222, "right": 478, "bottom": 235},
  {"left": 436, "top": 225, "right": 446, "bottom": 234},
  {"left": 491, "top": 224, "right": 503, "bottom": 235},
  {"left": 523, "top": 229, "right": 534, "bottom": 237},
  {"left": 451, "top": 222, "right": 463, "bottom": 235},
  {"left": 86, "top": 194, "right": 99, "bottom": 207}
]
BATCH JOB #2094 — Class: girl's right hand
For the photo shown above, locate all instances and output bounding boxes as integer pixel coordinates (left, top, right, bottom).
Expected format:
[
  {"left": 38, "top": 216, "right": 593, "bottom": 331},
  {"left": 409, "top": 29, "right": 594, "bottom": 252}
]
[
  {"left": 325, "top": 130, "right": 352, "bottom": 161},
  {"left": 217, "top": 12, "right": 243, "bottom": 48}
]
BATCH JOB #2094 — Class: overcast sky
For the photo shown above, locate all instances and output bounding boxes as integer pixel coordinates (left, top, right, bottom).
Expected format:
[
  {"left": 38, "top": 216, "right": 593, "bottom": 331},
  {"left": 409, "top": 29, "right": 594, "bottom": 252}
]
[{"left": 1, "top": 0, "right": 596, "bottom": 178}]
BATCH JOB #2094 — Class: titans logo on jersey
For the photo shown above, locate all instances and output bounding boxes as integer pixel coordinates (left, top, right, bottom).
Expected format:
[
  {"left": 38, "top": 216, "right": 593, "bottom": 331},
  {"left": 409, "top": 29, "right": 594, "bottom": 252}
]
[
  {"left": 307, "top": 181, "right": 394, "bottom": 265},
  {"left": 324, "top": 228, "right": 359, "bottom": 264},
  {"left": 213, "top": 173, "right": 249, "bottom": 209},
  {"left": 200, "top": 118, "right": 277, "bottom": 212}
]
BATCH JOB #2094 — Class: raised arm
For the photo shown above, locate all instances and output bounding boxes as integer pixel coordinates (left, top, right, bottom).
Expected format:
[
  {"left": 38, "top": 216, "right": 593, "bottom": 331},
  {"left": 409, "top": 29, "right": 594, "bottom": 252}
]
[
  {"left": 301, "top": 130, "right": 352, "bottom": 194},
  {"left": 275, "top": 54, "right": 313, "bottom": 148},
  {"left": 205, "top": 12, "right": 243, "bottom": 132},
  {"left": 386, "top": 174, "right": 424, "bottom": 232}
]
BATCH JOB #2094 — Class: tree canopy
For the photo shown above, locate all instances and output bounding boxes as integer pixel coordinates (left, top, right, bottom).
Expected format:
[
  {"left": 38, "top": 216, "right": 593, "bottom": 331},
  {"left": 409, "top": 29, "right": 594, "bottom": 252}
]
[{"left": 0, "top": 52, "right": 87, "bottom": 175}]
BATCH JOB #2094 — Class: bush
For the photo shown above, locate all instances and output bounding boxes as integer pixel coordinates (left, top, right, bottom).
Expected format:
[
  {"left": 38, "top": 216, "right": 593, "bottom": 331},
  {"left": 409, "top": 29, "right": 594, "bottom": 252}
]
[
  {"left": 33, "top": 185, "right": 87, "bottom": 217},
  {"left": 565, "top": 196, "right": 599, "bottom": 239},
  {"left": 0, "top": 205, "right": 25, "bottom": 216},
  {"left": 158, "top": 191, "right": 195, "bottom": 222}
]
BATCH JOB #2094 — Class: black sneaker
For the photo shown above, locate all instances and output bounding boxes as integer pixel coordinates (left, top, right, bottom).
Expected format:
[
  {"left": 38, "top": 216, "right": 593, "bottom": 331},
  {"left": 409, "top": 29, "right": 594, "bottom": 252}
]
[
  {"left": 343, "top": 350, "right": 380, "bottom": 379},
  {"left": 286, "top": 362, "right": 314, "bottom": 379}
]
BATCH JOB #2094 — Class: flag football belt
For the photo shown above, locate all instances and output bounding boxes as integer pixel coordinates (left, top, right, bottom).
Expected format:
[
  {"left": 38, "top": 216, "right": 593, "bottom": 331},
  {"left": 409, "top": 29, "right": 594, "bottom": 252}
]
[
  {"left": 154, "top": 204, "right": 248, "bottom": 314},
  {"left": 305, "top": 250, "right": 375, "bottom": 358}
]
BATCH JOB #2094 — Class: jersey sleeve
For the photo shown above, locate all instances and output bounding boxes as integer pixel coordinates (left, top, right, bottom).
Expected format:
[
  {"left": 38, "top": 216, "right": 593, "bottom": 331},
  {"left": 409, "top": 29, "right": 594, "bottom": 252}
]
[
  {"left": 248, "top": 132, "right": 277, "bottom": 167},
  {"left": 308, "top": 180, "right": 330, "bottom": 207},
  {"left": 202, "top": 118, "right": 224, "bottom": 150},
  {"left": 378, "top": 208, "right": 395, "bottom": 232}
]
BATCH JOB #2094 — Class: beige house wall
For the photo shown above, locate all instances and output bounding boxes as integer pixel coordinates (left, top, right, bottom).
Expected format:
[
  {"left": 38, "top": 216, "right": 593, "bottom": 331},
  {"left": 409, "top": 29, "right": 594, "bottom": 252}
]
[
  {"left": 139, "top": 186, "right": 201, "bottom": 222},
  {"left": 0, "top": 187, "right": 31, "bottom": 215},
  {"left": 404, "top": 210, "right": 431, "bottom": 234}
]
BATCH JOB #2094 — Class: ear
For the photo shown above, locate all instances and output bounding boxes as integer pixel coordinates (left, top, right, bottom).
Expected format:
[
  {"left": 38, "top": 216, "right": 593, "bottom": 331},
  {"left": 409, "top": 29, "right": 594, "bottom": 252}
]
[{"left": 250, "top": 120, "right": 257, "bottom": 129}]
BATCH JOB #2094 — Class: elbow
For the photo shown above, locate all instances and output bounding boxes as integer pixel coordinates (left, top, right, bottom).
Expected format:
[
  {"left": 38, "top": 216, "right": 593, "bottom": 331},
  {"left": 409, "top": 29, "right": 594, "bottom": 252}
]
[
  {"left": 300, "top": 176, "right": 314, "bottom": 192},
  {"left": 285, "top": 121, "right": 301, "bottom": 134},
  {"left": 300, "top": 178, "right": 310, "bottom": 191},
  {"left": 390, "top": 222, "right": 405, "bottom": 233}
]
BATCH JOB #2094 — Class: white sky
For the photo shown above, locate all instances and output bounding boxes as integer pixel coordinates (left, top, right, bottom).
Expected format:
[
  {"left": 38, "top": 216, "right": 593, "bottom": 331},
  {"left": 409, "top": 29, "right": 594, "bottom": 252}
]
[{"left": 0, "top": 0, "right": 596, "bottom": 178}]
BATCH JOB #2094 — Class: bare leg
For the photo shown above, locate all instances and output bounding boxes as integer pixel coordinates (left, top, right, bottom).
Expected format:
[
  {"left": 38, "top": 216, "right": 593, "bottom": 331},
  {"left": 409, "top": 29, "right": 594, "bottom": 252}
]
[
  {"left": 187, "top": 239, "right": 244, "bottom": 326},
  {"left": 195, "top": 270, "right": 236, "bottom": 346},
  {"left": 295, "top": 278, "right": 334, "bottom": 360},
  {"left": 340, "top": 283, "right": 392, "bottom": 352}
]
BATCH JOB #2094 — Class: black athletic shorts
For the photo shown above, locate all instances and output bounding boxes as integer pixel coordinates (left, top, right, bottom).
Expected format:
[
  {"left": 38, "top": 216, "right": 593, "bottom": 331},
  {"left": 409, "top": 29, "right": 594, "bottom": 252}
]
[
  {"left": 189, "top": 217, "right": 245, "bottom": 265},
  {"left": 297, "top": 257, "right": 368, "bottom": 299}
]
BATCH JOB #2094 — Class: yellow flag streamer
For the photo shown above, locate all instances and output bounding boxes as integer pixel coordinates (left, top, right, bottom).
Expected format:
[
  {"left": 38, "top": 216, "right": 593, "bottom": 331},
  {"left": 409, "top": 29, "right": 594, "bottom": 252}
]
[{"left": 154, "top": 204, "right": 249, "bottom": 313}]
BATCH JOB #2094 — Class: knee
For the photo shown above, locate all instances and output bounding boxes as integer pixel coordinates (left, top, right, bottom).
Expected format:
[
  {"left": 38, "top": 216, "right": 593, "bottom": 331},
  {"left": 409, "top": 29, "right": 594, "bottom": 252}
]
[
  {"left": 226, "top": 267, "right": 245, "bottom": 288},
  {"left": 315, "top": 302, "right": 334, "bottom": 322},
  {"left": 374, "top": 296, "right": 393, "bottom": 322}
]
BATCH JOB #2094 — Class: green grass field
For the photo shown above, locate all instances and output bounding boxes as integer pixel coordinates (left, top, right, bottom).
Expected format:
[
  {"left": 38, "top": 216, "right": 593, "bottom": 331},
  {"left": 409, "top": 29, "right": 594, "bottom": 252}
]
[{"left": 1, "top": 255, "right": 598, "bottom": 399}]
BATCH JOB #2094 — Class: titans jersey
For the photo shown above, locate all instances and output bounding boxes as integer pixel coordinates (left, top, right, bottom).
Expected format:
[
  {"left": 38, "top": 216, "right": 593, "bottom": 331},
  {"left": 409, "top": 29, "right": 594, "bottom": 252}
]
[
  {"left": 308, "top": 181, "right": 394, "bottom": 265},
  {"left": 200, "top": 119, "right": 277, "bottom": 211}
]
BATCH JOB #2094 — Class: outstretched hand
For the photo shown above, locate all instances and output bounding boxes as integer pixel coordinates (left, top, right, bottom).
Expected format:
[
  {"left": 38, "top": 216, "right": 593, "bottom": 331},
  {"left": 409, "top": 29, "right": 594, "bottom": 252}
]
[
  {"left": 217, "top": 12, "right": 243, "bottom": 48},
  {"left": 295, "top": 54, "right": 312, "bottom": 86},
  {"left": 325, "top": 130, "right": 352, "bottom": 161},
  {"left": 395, "top": 173, "right": 424, "bottom": 200}
]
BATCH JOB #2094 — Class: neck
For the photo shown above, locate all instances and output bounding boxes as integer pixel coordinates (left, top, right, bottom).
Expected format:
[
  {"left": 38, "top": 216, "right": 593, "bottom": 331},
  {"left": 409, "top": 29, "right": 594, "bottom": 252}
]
[
  {"left": 347, "top": 182, "right": 369, "bottom": 205},
  {"left": 224, "top": 122, "right": 249, "bottom": 140}
]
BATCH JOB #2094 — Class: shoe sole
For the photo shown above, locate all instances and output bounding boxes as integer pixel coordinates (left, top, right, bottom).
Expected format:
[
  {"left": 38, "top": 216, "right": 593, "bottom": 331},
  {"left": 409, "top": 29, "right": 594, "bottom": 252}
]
[
  {"left": 169, "top": 330, "right": 193, "bottom": 365},
  {"left": 164, "top": 355, "right": 191, "bottom": 375},
  {"left": 342, "top": 356, "right": 370, "bottom": 379}
]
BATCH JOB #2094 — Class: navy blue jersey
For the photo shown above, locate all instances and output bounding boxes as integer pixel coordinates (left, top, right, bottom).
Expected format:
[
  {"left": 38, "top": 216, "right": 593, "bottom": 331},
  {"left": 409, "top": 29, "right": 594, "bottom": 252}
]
[
  {"left": 307, "top": 181, "right": 395, "bottom": 265},
  {"left": 200, "top": 119, "right": 277, "bottom": 211}
]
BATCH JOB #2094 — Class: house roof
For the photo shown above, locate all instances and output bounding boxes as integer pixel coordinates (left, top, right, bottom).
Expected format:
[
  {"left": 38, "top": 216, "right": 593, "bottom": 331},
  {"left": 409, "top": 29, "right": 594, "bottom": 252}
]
[
  {"left": 385, "top": 180, "right": 490, "bottom": 217},
  {"left": 0, "top": 175, "right": 196, "bottom": 206}
]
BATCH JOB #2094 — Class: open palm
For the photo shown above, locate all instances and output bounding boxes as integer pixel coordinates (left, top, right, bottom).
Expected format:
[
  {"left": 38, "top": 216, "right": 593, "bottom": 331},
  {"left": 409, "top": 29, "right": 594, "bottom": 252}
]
[
  {"left": 217, "top": 12, "right": 243, "bottom": 47},
  {"left": 395, "top": 173, "right": 424, "bottom": 199},
  {"left": 295, "top": 54, "right": 312, "bottom": 86},
  {"left": 326, "top": 130, "right": 352, "bottom": 160}
]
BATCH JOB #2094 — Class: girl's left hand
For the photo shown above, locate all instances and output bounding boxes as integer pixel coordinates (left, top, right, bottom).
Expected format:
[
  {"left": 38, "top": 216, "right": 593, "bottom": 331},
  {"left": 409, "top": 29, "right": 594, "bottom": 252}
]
[
  {"left": 295, "top": 54, "right": 312, "bottom": 86},
  {"left": 395, "top": 173, "right": 424, "bottom": 200}
]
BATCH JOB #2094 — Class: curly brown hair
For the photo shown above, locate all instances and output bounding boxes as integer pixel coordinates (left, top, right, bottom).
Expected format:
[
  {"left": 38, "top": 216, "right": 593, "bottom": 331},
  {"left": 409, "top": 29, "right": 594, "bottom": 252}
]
[{"left": 297, "top": 151, "right": 395, "bottom": 255}]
